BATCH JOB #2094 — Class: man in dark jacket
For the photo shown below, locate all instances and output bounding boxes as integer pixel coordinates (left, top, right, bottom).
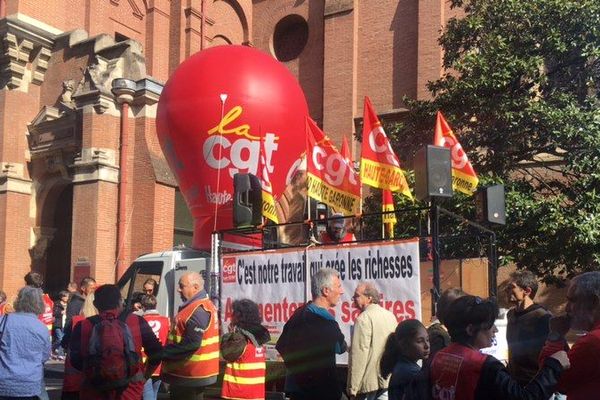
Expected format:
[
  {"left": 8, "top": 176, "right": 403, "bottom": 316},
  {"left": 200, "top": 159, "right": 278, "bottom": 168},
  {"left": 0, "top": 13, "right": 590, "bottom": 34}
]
[
  {"left": 276, "top": 268, "right": 348, "bottom": 400},
  {"left": 506, "top": 270, "right": 551, "bottom": 385},
  {"left": 65, "top": 276, "right": 96, "bottom": 328}
]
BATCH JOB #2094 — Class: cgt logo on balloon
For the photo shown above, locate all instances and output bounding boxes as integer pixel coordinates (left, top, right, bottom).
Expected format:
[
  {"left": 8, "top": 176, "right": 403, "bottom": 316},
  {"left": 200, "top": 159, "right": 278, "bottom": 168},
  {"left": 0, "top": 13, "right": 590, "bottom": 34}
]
[{"left": 203, "top": 105, "right": 279, "bottom": 181}]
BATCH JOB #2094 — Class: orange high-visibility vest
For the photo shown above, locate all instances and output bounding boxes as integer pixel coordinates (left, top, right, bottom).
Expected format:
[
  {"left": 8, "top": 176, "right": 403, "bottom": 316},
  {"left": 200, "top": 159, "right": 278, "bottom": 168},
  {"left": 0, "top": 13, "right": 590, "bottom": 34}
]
[
  {"left": 142, "top": 313, "right": 169, "bottom": 376},
  {"left": 221, "top": 339, "right": 266, "bottom": 400},
  {"left": 162, "top": 296, "right": 219, "bottom": 382},
  {"left": 39, "top": 293, "right": 54, "bottom": 333}
]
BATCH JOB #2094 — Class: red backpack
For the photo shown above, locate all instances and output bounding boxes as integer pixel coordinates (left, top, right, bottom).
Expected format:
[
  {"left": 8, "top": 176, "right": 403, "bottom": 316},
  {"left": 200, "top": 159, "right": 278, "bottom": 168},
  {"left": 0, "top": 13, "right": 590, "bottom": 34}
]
[{"left": 83, "top": 312, "right": 140, "bottom": 392}]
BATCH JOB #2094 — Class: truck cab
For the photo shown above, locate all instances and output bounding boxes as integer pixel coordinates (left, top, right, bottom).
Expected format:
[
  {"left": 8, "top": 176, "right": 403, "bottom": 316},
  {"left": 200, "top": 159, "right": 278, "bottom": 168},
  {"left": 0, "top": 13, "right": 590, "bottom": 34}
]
[{"left": 117, "top": 247, "right": 211, "bottom": 318}]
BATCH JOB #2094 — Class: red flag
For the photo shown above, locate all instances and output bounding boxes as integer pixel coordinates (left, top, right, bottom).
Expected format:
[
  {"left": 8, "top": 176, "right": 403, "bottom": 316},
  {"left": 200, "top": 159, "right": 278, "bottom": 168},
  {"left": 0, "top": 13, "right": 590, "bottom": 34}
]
[
  {"left": 434, "top": 111, "right": 479, "bottom": 195},
  {"left": 360, "top": 97, "right": 412, "bottom": 199},
  {"left": 306, "top": 118, "right": 361, "bottom": 215},
  {"left": 341, "top": 135, "right": 352, "bottom": 164}
]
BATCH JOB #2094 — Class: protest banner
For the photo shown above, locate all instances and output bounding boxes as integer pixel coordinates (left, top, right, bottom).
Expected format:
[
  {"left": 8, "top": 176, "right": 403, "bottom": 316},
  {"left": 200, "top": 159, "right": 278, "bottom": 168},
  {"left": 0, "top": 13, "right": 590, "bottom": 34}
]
[{"left": 220, "top": 238, "right": 421, "bottom": 363}]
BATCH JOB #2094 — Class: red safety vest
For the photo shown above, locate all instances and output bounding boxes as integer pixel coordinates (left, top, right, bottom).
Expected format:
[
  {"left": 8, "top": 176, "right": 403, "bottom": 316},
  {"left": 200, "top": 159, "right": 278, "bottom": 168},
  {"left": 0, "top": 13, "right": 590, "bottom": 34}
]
[
  {"left": 221, "top": 339, "right": 266, "bottom": 400},
  {"left": 162, "top": 296, "right": 220, "bottom": 382},
  {"left": 320, "top": 231, "right": 355, "bottom": 244},
  {"left": 39, "top": 293, "right": 54, "bottom": 333},
  {"left": 430, "top": 343, "right": 488, "bottom": 400},
  {"left": 78, "top": 311, "right": 145, "bottom": 400},
  {"left": 142, "top": 313, "right": 169, "bottom": 376},
  {"left": 62, "top": 315, "right": 85, "bottom": 392}
]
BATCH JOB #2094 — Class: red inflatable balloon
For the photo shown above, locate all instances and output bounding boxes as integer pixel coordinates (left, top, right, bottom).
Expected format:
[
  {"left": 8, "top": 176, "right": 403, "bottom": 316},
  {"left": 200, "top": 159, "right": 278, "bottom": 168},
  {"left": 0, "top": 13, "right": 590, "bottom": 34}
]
[{"left": 157, "top": 45, "right": 309, "bottom": 250}]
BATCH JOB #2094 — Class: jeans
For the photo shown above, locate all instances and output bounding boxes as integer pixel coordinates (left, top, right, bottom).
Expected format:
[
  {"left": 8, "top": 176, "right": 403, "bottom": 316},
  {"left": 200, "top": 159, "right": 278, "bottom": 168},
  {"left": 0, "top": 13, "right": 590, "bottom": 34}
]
[
  {"left": 52, "top": 328, "right": 64, "bottom": 355},
  {"left": 143, "top": 378, "right": 161, "bottom": 400}
]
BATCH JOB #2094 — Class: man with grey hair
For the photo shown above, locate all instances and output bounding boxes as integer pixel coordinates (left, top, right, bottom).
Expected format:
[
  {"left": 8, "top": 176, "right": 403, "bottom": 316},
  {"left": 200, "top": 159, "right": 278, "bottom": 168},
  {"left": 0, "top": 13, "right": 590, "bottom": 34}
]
[
  {"left": 162, "top": 271, "right": 219, "bottom": 400},
  {"left": 539, "top": 271, "right": 600, "bottom": 399},
  {"left": 347, "top": 282, "right": 397, "bottom": 400},
  {"left": 277, "top": 268, "right": 348, "bottom": 400},
  {"left": 0, "top": 286, "right": 51, "bottom": 399}
]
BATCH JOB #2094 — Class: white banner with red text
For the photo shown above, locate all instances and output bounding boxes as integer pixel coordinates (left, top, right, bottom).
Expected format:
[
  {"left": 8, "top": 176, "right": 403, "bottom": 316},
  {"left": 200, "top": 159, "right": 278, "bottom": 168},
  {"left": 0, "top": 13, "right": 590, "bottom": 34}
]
[{"left": 220, "top": 238, "right": 421, "bottom": 364}]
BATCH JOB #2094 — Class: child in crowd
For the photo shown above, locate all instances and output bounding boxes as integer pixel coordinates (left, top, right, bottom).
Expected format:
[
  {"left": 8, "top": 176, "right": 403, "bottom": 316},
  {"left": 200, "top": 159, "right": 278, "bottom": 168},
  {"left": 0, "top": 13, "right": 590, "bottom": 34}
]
[
  {"left": 51, "top": 290, "right": 70, "bottom": 360},
  {"left": 380, "top": 319, "right": 430, "bottom": 400}
]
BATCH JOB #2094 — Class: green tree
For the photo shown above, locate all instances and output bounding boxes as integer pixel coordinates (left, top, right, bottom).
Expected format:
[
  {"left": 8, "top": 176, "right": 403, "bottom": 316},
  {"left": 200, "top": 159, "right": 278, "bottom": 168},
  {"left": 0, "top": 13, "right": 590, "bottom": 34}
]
[{"left": 376, "top": 0, "right": 600, "bottom": 281}]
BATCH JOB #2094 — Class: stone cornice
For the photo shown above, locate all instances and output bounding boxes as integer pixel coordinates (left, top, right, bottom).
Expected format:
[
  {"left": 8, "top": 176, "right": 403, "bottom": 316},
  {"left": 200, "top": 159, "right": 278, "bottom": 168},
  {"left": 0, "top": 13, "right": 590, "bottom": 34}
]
[
  {"left": 72, "top": 148, "right": 119, "bottom": 184},
  {"left": 0, "top": 15, "right": 59, "bottom": 90},
  {"left": 0, "top": 162, "right": 32, "bottom": 194}
]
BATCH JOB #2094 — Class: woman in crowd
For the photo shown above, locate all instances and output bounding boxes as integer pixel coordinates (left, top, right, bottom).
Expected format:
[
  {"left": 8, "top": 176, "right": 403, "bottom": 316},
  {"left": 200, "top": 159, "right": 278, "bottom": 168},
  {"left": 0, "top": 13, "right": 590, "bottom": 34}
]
[
  {"left": 221, "top": 299, "right": 271, "bottom": 400},
  {"left": 429, "top": 295, "right": 569, "bottom": 400},
  {"left": 0, "top": 286, "right": 51, "bottom": 399},
  {"left": 60, "top": 292, "right": 98, "bottom": 400},
  {"left": 381, "top": 319, "right": 430, "bottom": 400}
]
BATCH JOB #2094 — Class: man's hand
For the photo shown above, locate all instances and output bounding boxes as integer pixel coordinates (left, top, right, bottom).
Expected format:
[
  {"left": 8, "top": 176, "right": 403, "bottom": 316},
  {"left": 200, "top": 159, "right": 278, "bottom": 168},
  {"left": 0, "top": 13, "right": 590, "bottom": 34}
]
[
  {"left": 549, "top": 350, "right": 570, "bottom": 370},
  {"left": 549, "top": 315, "right": 571, "bottom": 337}
]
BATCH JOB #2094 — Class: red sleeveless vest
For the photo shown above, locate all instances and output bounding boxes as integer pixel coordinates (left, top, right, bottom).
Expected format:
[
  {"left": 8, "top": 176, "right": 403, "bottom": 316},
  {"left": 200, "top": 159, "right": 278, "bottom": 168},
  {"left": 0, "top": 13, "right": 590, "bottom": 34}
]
[
  {"left": 430, "top": 343, "right": 488, "bottom": 400},
  {"left": 142, "top": 313, "right": 170, "bottom": 376},
  {"left": 221, "top": 339, "right": 266, "bottom": 400},
  {"left": 39, "top": 293, "right": 54, "bottom": 333}
]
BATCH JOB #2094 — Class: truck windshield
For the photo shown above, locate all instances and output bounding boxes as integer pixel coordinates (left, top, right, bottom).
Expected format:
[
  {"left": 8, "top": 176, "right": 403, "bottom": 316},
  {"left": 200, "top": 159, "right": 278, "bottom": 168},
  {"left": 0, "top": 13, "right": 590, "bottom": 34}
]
[{"left": 117, "top": 261, "right": 163, "bottom": 312}]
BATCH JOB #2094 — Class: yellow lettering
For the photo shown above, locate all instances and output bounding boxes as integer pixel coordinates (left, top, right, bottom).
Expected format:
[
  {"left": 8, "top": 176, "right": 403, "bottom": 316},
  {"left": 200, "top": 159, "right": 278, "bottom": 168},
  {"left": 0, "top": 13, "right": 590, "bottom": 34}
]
[{"left": 208, "top": 106, "right": 259, "bottom": 140}]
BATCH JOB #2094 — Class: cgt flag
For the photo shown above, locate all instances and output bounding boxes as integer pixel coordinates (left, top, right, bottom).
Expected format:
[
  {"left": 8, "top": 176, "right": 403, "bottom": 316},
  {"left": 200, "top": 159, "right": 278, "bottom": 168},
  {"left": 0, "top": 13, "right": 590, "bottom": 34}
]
[
  {"left": 382, "top": 189, "right": 396, "bottom": 238},
  {"left": 360, "top": 96, "right": 412, "bottom": 199},
  {"left": 306, "top": 118, "right": 361, "bottom": 215},
  {"left": 434, "top": 111, "right": 479, "bottom": 195},
  {"left": 258, "top": 140, "right": 279, "bottom": 223}
]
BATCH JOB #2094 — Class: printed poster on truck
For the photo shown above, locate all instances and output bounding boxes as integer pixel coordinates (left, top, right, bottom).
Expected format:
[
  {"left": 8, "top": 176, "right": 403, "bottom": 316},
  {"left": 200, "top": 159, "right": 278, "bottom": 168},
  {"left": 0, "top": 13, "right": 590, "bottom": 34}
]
[{"left": 220, "top": 238, "right": 421, "bottom": 364}]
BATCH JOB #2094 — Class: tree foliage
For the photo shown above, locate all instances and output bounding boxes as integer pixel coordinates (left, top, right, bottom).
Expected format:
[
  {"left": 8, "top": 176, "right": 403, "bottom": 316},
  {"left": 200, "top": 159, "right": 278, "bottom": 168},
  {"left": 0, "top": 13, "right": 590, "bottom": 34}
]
[{"left": 374, "top": 0, "right": 600, "bottom": 281}]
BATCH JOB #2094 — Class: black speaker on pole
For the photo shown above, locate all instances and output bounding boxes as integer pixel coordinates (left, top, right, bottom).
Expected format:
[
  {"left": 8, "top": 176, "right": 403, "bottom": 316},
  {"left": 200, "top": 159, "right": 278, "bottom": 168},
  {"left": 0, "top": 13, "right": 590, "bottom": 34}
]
[
  {"left": 414, "top": 145, "right": 453, "bottom": 201},
  {"left": 475, "top": 184, "right": 506, "bottom": 225},
  {"left": 233, "top": 173, "right": 263, "bottom": 227}
]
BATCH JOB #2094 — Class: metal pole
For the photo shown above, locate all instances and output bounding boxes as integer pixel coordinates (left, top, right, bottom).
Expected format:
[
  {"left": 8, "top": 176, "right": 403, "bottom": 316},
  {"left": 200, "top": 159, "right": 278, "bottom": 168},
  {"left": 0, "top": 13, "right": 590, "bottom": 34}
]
[
  {"left": 430, "top": 197, "right": 441, "bottom": 315},
  {"left": 488, "top": 232, "right": 498, "bottom": 298}
]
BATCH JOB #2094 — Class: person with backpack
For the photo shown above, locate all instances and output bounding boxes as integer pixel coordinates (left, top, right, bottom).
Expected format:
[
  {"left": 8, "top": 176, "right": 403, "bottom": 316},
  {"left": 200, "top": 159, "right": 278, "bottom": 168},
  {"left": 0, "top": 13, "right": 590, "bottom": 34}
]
[
  {"left": 380, "top": 319, "right": 430, "bottom": 400},
  {"left": 68, "top": 284, "right": 162, "bottom": 400},
  {"left": 428, "top": 295, "right": 570, "bottom": 400}
]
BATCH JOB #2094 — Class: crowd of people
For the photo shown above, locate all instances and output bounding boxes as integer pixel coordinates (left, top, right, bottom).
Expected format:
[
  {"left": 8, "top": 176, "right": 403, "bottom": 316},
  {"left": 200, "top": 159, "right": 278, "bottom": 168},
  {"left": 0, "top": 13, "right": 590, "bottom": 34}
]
[{"left": 0, "top": 268, "right": 599, "bottom": 400}]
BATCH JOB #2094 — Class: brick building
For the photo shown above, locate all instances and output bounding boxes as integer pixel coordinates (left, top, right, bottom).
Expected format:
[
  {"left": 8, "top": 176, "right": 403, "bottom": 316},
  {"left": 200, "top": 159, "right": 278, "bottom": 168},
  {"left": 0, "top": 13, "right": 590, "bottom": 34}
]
[{"left": 0, "top": 0, "right": 457, "bottom": 297}]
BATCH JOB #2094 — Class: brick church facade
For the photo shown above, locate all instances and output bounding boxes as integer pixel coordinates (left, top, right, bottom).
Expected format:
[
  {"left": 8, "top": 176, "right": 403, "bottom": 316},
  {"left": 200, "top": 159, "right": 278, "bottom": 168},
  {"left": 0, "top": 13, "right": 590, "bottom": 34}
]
[{"left": 0, "top": 0, "right": 457, "bottom": 296}]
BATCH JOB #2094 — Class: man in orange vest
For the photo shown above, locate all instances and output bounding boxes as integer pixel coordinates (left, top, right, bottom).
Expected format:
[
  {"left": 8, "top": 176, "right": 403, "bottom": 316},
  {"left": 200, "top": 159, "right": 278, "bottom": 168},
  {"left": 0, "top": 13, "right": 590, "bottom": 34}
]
[{"left": 162, "top": 271, "right": 219, "bottom": 400}]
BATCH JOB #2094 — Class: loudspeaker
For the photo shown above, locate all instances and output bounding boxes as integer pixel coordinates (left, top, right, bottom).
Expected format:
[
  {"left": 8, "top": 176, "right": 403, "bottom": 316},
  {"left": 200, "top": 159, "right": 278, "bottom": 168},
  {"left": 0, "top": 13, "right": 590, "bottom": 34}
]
[
  {"left": 414, "top": 145, "right": 453, "bottom": 201},
  {"left": 475, "top": 184, "right": 506, "bottom": 225},
  {"left": 233, "top": 173, "right": 263, "bottom": 227}
]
